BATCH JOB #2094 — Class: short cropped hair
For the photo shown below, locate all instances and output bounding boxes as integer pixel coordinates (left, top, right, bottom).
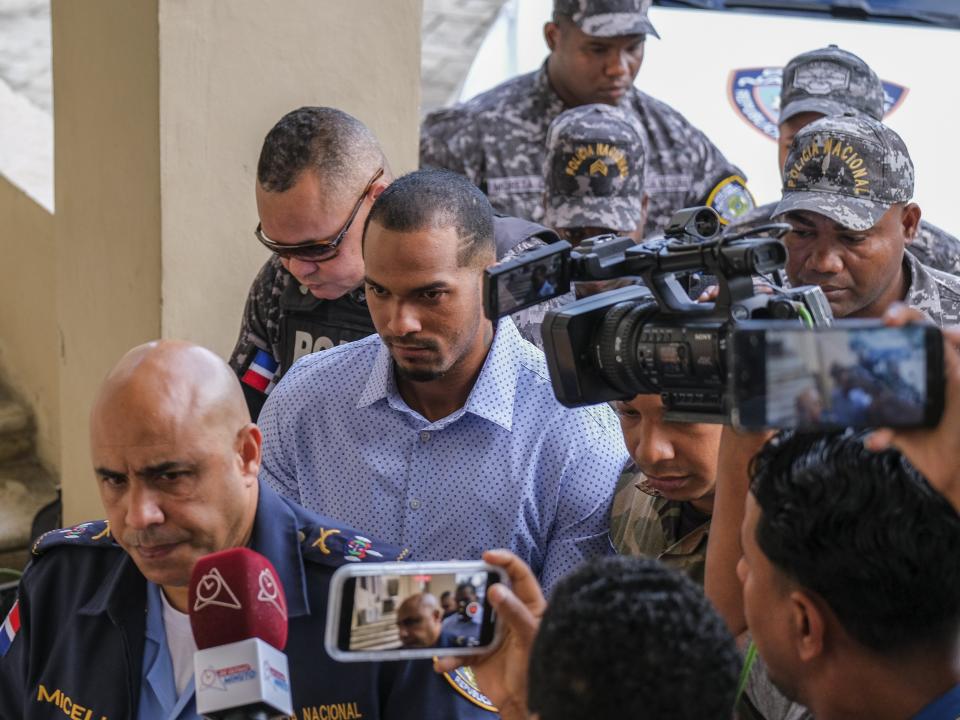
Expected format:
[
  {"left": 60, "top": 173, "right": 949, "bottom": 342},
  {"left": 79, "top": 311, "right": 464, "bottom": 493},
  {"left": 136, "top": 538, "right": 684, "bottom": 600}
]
[
  {"left": 750, "top": 431, "right": 960, "bottom": 654},
  {"left": 528, "top": 556, "right": 741, "bottom": 720},
  {"left": 363, "top": 169, "right": 495, "bottom": 267},
  {"left": 257, "top": 106, "right": 384, "bottom": 195}
]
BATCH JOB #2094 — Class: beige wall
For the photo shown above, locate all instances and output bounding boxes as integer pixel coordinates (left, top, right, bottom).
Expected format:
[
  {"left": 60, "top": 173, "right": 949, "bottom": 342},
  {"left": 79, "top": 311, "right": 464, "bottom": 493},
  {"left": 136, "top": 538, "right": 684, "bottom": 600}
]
[
  {"left": 0, "top": 178, "right": 59, "bottom": 469},
  {"left": 43, "top": 0, "right": 423, "bottom": 524},
  {"left": 159, "top": 0, "right": 423, "bottom": 358}
]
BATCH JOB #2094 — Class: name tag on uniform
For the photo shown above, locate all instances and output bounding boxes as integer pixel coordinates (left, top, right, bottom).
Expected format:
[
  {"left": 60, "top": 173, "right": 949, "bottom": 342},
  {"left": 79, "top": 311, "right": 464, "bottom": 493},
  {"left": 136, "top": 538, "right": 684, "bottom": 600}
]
[
  {"left": 486, "top": 176, "right": 545, "bottom": 196},
  {"left": 644, "top": 173, "right": 693, "bottom": 193}
]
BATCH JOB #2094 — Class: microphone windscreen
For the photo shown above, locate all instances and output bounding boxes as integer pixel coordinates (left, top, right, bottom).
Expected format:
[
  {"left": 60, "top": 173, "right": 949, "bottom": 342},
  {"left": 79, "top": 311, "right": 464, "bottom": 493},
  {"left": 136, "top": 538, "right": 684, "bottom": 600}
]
[{"left": 188, "top": 547, "right": 289, "bottom": 651}]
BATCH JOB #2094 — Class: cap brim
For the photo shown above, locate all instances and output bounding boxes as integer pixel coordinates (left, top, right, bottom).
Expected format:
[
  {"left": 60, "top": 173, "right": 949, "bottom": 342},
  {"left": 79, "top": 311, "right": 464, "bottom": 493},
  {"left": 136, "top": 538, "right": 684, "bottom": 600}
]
[
  {"left": 773, "top": 191, "right": 889, "bottom": 232},
  {"left": 779, "top": 97, "right": 850, "bottom": 124},
  {"left": 544, "top": 196, "right": 640, "bottom": 232},
  {"left": 579, "top": 14, "right": 659, "bottom": 39}
]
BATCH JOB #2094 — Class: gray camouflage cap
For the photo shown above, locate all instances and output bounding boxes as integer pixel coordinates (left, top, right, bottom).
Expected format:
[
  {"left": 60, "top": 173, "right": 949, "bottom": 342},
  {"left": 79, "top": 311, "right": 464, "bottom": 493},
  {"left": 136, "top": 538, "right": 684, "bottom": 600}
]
[
  {"left": 543, "top": 103, "right": 646, "bottom": 231},
  {"left": 554, "top": 0, "right": 659, "bottom": 39},
  {"left": 774, "top": 114, "right": 914, "bottom": 231},
  {"left": 780, "top": 45, "right": 884, "bottom": 124}
]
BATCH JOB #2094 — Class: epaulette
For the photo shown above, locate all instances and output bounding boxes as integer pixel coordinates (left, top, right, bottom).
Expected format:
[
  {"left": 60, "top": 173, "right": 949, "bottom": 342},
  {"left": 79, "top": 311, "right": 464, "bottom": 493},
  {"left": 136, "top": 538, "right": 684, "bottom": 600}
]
[
  {"left": 300, "top": 523, "right": 410, "bottom": 567},
  {"left": 31, "top": 520, "right": 117, "bottom": 557}
]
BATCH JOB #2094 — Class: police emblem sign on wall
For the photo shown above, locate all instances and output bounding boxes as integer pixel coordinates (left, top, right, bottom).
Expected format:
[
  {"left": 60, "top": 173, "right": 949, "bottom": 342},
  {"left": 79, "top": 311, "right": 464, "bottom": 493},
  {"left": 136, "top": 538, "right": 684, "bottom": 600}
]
[{"left": 728, "top": 67, "right": 908, "bottom": 140}]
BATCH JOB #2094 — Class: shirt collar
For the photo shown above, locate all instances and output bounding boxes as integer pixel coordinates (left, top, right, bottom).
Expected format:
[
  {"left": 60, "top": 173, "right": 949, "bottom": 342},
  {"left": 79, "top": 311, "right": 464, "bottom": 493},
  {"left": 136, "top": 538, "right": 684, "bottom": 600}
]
[
  {"left": 250, "top": 482, "right": 311, "bottom": 619},
  {"left": 357, "top": 318, "right": 523, "bottom": 432},
  {"left": 535, "top": 62, "right": 571, "bottom": 119},
  {"left": 911, "top": 683, "right": 960, "bottom": 720}
]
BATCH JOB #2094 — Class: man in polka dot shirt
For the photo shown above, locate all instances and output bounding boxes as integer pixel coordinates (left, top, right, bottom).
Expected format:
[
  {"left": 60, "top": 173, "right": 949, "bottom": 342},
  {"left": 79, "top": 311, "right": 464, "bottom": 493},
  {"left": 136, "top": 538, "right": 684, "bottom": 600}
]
[{"left": 258, "top": 169, "right": 629, "bottom": 593}]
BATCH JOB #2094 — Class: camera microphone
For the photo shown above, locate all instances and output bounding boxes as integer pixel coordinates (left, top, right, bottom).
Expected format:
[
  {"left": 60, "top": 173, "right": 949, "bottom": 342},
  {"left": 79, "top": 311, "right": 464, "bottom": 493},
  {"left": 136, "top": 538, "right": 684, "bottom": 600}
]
[{"left": 189, "top": 547, "right": 293, "bottom": 720}]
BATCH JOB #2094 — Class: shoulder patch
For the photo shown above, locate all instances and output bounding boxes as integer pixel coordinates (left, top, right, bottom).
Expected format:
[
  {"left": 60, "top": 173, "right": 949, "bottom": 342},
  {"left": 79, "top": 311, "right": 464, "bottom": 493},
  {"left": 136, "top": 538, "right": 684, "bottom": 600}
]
[
  {"left": 705, "top": 175, "right": 756, "bottom": 225},
  {"left": 443, "top": 666, "right": 498, "bottom": 713},
  {"left": 31, "top": 520, "right": 116, "bottom": 557},
  {"left": 301, "top": 524, "right": 410, "bottom": 567}
]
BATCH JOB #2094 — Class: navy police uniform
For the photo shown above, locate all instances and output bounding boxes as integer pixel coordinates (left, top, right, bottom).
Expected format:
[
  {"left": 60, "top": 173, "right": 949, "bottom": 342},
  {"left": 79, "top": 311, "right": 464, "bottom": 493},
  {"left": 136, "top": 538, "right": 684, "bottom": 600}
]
[
  {"left": 0, "top": 483, "right": 497, "bottom": 720},
  {"left": 229, "top": 216, "right": 559, "bottom": 420}
]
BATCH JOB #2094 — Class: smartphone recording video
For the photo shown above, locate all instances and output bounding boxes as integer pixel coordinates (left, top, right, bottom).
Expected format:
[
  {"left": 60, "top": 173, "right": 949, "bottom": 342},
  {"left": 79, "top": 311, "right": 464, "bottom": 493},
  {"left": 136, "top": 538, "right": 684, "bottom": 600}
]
[
  {"left": 325, "top": 561, "right": 504, "bottom": 662},
  {"left": 731, "top": 322, "right": 944, "bottom": 431}
]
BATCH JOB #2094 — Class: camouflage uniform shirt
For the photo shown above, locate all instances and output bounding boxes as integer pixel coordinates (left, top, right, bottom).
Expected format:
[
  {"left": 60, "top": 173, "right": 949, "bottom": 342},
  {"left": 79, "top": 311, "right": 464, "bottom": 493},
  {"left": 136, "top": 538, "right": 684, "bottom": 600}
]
[
  {"left": 729, "top": 201, "right": 960, "bottom": 276},
  {"left": 609, "top": 462, "right": 711, "bottom": 585},
  {"left": 420, "top": 64, "right": 752, "bottom": 237},
  {"left": 904, "top": 249, "right": 960, "bottom": 326}
]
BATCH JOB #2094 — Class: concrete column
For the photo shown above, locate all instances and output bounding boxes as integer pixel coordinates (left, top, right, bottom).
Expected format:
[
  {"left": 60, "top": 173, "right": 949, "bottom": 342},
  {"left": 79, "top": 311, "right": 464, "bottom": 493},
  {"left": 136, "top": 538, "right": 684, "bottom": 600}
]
[{"left": 52, "top": 0, "right": 423, "bottom": 523}]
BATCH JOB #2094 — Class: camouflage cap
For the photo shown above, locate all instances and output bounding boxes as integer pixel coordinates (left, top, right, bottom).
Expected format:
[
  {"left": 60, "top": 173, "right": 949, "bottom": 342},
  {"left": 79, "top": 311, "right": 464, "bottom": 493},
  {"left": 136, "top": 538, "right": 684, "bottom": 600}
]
[
  {"left": 554, "top": 0, "right": 659, "bottom": 39},
  {"left": 774, "top": 114, "right": 914, "bottom": 231},
  {"left": 543, "top": 103, "right": 646, "bottom": 232},
  {"left": 780, "top": 45, "right": 884, "bottom": 124}
]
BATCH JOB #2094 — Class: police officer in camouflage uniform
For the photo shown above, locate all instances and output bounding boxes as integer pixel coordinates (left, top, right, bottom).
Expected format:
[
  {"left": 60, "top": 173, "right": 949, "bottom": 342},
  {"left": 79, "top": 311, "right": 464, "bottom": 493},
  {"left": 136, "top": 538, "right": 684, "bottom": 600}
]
[
  {"left": 231, "top": 107, "right": 557, "bottom": 419},
  {"left": 608, "top": 395, "right": 721, "bottom": 585},
  {"left": 507, "top": 103, "right": 649, "bottom": 346},
  {"left": 773, "top": 113, "right": 960, "bottom": 326},
  {"left": 420, "top": 0, "right": 755, "bottom": 237},
  {"left": 729, "top": 45, "right": 960, "bottom": 275}
]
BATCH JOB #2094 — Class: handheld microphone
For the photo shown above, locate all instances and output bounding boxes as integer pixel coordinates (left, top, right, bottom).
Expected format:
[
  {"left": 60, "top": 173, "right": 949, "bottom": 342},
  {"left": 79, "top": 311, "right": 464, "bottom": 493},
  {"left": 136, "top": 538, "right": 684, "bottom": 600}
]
[{"left": 189, "top": 547, "right": 294, "bottom": 720}]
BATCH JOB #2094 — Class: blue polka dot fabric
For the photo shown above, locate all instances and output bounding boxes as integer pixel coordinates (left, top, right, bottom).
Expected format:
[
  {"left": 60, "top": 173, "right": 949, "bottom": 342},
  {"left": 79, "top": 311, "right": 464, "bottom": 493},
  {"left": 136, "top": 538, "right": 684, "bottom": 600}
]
[{"left": 258, "top": 317, "right": 629, "bottom": 594}]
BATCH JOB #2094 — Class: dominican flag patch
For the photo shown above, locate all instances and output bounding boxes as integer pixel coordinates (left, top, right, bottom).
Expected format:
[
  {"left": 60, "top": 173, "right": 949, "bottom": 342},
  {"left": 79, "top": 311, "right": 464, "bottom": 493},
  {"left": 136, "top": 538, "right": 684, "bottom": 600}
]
[
  {"left": 241, "top": 350, "right": 279, "bottom": 395},
  {"left": 0, "top": 601, "right": 20, "bottom": 657}
]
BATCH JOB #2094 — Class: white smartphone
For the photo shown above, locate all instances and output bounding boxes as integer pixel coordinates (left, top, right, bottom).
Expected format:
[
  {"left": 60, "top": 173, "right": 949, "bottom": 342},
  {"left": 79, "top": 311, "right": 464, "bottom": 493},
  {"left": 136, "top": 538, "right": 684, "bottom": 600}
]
[{"left": 324, "top": 560, "right": 507, "bottom": 662}]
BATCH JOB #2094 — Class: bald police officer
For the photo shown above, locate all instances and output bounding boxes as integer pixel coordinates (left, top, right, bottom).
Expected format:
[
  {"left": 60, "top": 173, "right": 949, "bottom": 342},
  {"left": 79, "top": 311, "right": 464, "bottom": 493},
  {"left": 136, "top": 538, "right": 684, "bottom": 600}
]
[
  {"left": 0, "top": 341, "right": 496, "bottom": 719},
  {"left": 730, "top": 45, "right": 960, "bottom": 274},
  {"left": 232, "top": 106, "right": 557, "bottom": 419},
  {"left": 420, "top": 0, "right": 754, "bottom": 237},
  {"left": 774, "top": 113, "right": 960, "bottom": 325}
]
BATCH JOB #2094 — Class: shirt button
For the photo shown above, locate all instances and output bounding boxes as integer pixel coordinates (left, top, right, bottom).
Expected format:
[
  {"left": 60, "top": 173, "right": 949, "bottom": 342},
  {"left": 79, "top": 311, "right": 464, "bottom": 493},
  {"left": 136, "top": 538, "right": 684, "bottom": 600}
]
[
  {"left": 409, "top": 498, "right": 422, "bottom": 510},
  {"left": 419, "top": 431, "right": 430, "bottom": 442}
]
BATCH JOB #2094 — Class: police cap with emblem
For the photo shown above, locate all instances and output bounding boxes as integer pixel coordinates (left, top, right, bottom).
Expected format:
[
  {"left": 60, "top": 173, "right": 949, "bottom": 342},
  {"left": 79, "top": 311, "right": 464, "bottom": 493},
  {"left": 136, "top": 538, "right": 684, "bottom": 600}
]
[
  {"left": 554, "top": 0, "right": 659, "bottom": 39},
  {"left": 780, "top": 45, "right": 884, "bottom": 124},
  {"left": 543, "top": 103, "right": 646, "bottom": 232},
  {"left": 774, "top": 113, "right": 913, "bottom": 231}
]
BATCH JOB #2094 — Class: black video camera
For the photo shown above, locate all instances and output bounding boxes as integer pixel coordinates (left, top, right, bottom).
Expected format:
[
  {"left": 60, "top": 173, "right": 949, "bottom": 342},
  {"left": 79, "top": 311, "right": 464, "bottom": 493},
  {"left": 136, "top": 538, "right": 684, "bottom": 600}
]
[{"left": 483, "top": 207, "right": 833, "bottom": 422}]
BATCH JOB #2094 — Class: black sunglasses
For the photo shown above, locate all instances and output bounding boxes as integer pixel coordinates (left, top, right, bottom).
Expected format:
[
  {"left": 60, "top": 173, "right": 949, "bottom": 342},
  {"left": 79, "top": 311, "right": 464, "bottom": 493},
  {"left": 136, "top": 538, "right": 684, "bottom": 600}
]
[{"left": 254, "top": 167, "right": 384, "bottom": 262}]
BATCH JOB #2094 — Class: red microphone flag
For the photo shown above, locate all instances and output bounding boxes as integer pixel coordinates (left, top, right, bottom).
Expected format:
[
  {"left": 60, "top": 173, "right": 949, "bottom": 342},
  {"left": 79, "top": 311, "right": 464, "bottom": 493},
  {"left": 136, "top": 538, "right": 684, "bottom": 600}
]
[{"left": 188, "top": 547, "right": 289, "bottom": 651}]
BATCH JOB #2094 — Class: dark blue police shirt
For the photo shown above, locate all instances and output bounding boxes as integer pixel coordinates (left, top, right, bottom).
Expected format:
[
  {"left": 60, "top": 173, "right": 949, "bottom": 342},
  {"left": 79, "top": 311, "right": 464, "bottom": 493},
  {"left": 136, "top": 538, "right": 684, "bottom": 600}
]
[{"left": 0, "top": 482, "right": 497, "bottom": 719}]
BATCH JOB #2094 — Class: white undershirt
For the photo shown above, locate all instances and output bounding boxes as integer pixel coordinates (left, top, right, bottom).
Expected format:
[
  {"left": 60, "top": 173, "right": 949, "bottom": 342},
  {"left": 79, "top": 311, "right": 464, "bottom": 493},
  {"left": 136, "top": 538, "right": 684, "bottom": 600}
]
[{"left": 160, "top": 590, "right": 198, "bottom": 697}]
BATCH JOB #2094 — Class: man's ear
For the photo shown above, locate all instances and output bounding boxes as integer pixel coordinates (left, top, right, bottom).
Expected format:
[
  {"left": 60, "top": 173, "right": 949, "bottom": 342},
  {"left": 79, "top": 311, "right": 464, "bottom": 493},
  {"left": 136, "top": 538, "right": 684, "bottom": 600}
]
[
  {"left": 790, "top": 589, "right": 826, "bottom": 663},
  {"left": 544, "top": 21, "right": 560, "bottom": 52},
  {"left": 370, "top": 180, "right": 389, "bottom": 202},
  {"left": 237, "top": 423, "right": 263, "bottom": 480},
  {"left": 901, "top": 202, "right": 922, "bottom": 246}
]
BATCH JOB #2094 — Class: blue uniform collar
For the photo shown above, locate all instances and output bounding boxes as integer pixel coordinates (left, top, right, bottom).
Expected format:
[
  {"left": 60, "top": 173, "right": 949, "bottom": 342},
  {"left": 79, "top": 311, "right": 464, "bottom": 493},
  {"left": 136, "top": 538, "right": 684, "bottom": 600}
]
[
  {"left": 912, "top": 683, "right": 960, "bottom": 720},
  {"left": 77, "top": 482, "right": 310, "bottom": 620},
  {"left": 249, "top": 481, "right": 311, "bottom": 619},
  {"left": 356, "top": 317, "right": 521, "bottom": 431}
]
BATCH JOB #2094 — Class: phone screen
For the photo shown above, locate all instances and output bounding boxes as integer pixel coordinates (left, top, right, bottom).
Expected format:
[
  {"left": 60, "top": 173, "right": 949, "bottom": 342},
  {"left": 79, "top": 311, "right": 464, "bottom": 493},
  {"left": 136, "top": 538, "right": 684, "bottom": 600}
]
[
  {"left": 732, "top": 323, "right": 943, "bottom": 431},
  {"left": 335, "top": 569, "right": 499, "bottom": 655},
  {"left": 484, "top": 244, "right": 570, "bottom": 319}
]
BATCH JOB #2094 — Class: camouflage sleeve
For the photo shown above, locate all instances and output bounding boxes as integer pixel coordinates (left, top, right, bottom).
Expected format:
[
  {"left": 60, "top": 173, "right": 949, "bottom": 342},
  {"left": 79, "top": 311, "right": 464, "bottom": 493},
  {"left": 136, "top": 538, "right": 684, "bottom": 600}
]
[
  {"left": 419, "top": 106, "right": 472, "bottom": 176},
  {"left": 229, "top": 257, "right": 284, "bottom": 420},
  {"left": 228, "top": 257, "right": 283, "bottom": 373},
  {"left": 907, "top": 220, "right": 960, "bottom": 276}
]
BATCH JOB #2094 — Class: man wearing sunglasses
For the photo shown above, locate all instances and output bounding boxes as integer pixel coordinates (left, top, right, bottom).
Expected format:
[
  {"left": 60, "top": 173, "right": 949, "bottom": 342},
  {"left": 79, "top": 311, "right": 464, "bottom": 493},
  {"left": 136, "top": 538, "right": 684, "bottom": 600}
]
[{"left": 231, "top": 106, "right": 558, "bottom": 419}]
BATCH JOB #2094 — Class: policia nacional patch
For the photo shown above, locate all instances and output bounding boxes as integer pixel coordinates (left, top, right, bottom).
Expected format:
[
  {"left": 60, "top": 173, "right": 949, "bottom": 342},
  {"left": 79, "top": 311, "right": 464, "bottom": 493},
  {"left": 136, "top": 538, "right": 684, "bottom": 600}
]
[
  {"left": 705, "top": 175, "right": 755, "bottom": 225},
  {"left": 442, "top": 666, "right": 498, "bottom": 712}
]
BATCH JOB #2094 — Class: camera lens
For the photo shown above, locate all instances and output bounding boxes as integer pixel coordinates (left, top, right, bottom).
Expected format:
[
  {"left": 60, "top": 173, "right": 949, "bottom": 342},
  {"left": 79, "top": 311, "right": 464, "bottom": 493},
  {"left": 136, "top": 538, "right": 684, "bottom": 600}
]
[{"left": 594, "top": 298, "right": 659, "bottom": 394}]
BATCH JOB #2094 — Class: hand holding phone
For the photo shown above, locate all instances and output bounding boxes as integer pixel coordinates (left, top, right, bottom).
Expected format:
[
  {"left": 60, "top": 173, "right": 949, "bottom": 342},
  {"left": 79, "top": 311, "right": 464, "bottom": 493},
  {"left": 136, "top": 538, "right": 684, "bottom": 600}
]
[
  {"left": 866, "top": 305, "right": 960, "bottom": 513},
  {"left": 731, "top": 320, "right": 944, "bottom": 432},
  {"left": 324, "top": 561, "right": 506, "bottom": 662}
]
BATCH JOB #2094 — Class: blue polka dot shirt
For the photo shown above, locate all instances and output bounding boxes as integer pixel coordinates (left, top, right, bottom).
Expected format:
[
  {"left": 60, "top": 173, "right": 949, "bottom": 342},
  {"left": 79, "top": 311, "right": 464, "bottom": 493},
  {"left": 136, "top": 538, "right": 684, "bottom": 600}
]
[{"left": 258, "top": 317, "right": 628, "bottom": 594}]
